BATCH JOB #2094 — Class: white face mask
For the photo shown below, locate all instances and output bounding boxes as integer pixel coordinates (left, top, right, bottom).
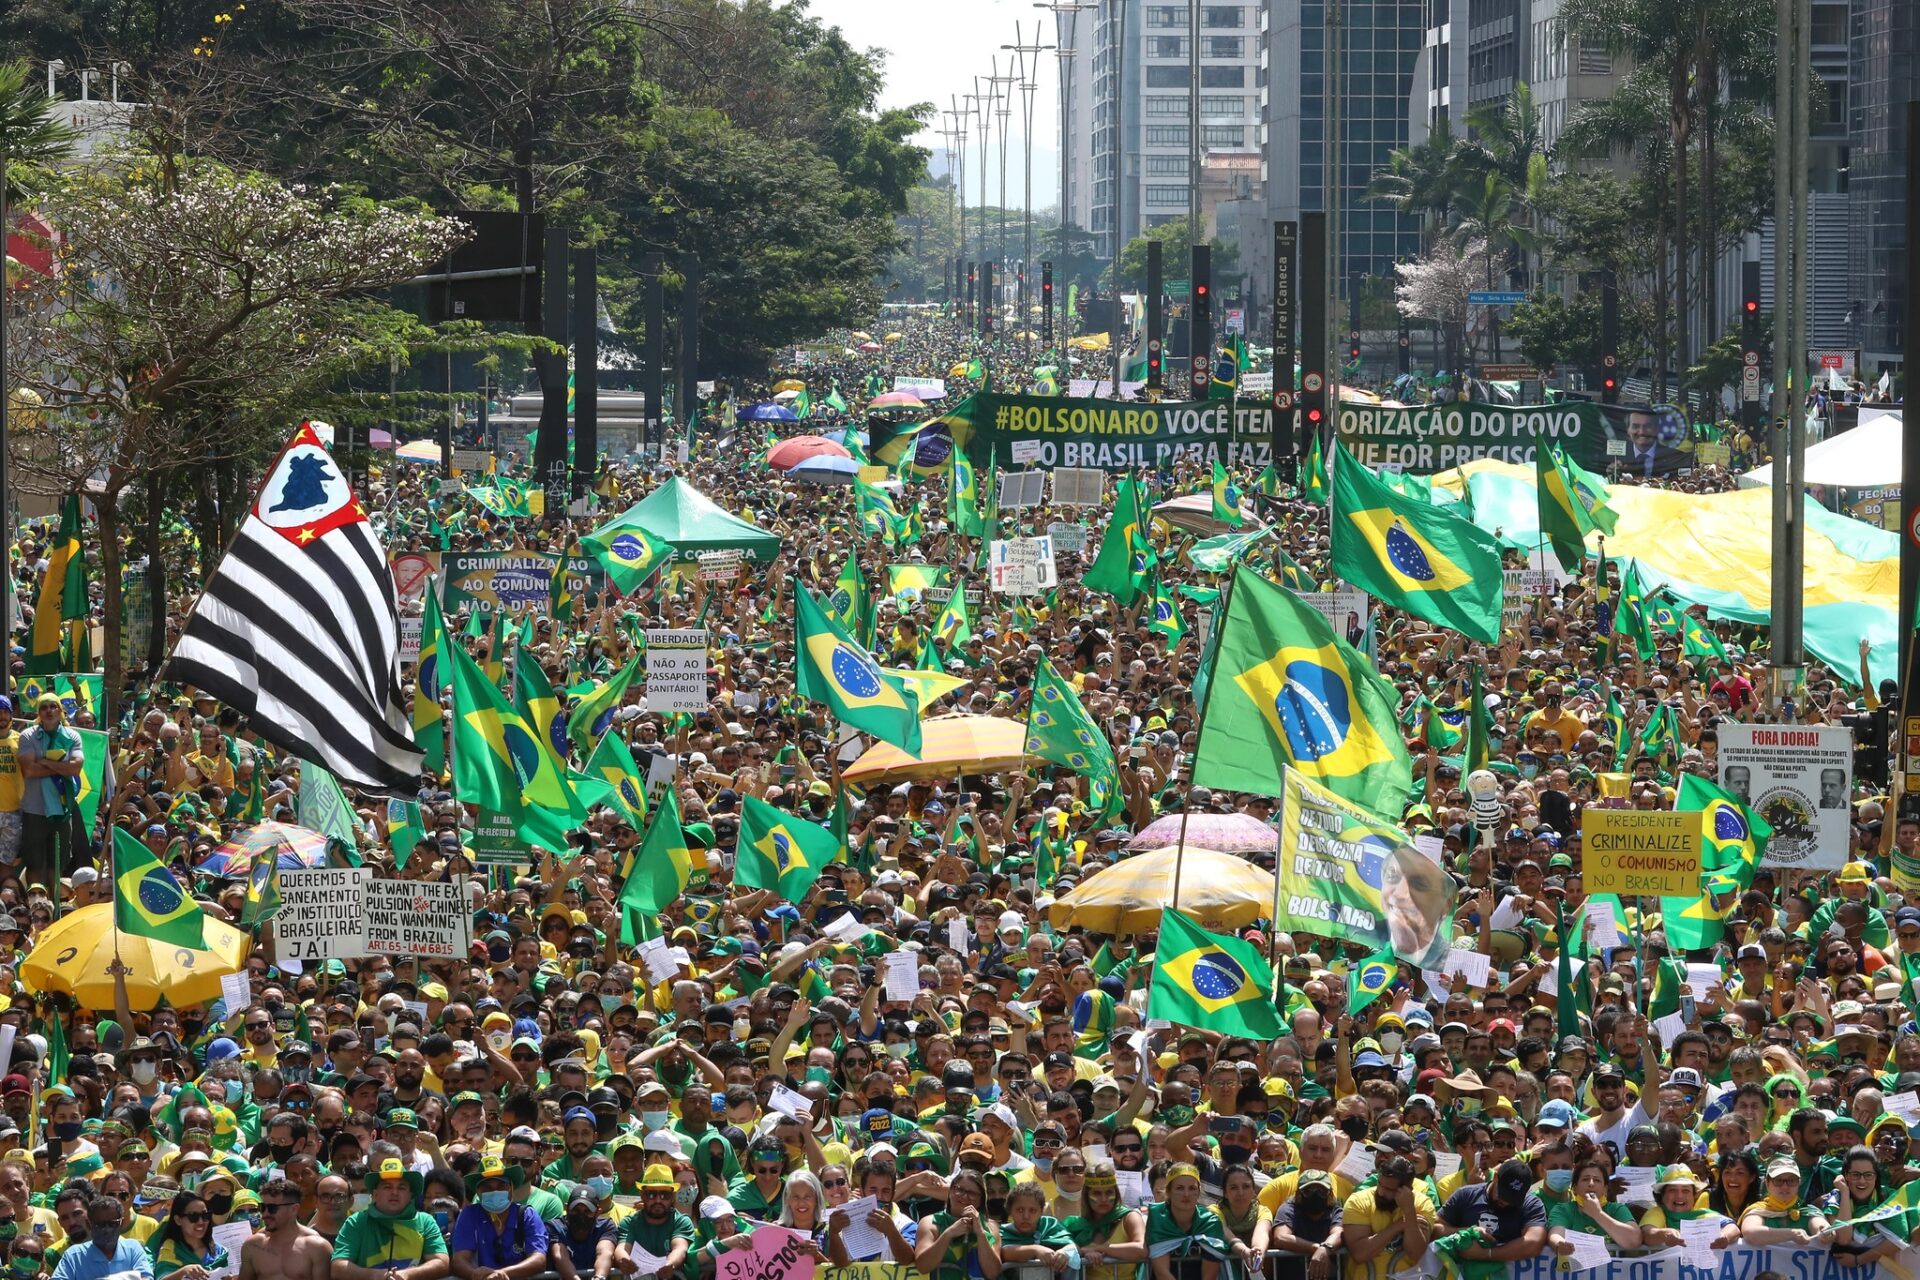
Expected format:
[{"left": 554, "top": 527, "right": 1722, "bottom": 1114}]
[
  {"left": 1378, "top": 1033, "right": 1404, "bottom": 1057},
  {"left": 129, "top": 1063, "right": 157, "bottom": 1086}
]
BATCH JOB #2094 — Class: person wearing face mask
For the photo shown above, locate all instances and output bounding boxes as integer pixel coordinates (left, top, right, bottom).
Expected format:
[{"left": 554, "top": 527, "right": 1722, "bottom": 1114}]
[
  {"left": 448, "top": 1158, "right": 547, "bottom": 1280},
  {"left": 1339, "top": 1157, "right": 1435, "bottom": 1280},
  {"left": 47, "top": 1195, "right": 149, "bottom": 1280},
  {"left": 550, "top": 1187, "right": 615, "bottom": 1280},
  {"left": 567, "top": 1156, "right": 628, "bottom": 1230},
  {"left": 117, "top": 1041, "right": 165, "bottom": 1106}
]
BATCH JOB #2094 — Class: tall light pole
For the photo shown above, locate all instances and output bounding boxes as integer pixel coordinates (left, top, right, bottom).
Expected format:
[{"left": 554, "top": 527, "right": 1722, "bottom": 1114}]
[
  {"left": 1108, "top": 0, "right": 1128, "bottom": 393},
  {"left": 970, "top": 81, "right": 995, "bottom": 287},
  {"left": 1037, "top": 3, "right": 1095, "bottom": 261},
  {"left": 1005, "top": 25, "right": 1050, "bottom": 359},
  {"left": 940, "top": 107, "right": 966, "bottom": 305},
  {"left": 991, "top": 56, "right": 1018, "bottom": 338}
]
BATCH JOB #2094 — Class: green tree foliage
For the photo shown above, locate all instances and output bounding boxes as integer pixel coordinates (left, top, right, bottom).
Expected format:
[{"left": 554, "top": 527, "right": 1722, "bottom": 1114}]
[{"left": 1109, "top": 217, "right": 1237, "bottom": 294}]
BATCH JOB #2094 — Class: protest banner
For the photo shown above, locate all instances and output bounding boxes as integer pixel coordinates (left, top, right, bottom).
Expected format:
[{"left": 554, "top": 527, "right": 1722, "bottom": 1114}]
[
  {"left": 1581, "top": 810, "right": 1701, "bottom": 895},
  {"left": 1336, "top": 400, "right": 1617, "bottom": 472},
  {"left": 817, "top": 1265, "right": 914, "bottom": 1280},
  {"left": 644, "top": 630, "right": 710, "bottom": 712},
  {"left": 875, "top": 393, "right": 1277, "bottom": 471},
  {"left": 389, "top": 552, "right": 439, "bottom": 602},
  {"left": 398, "top": 617, "right": 421, "bottom": 665},
  {"left": 891, "top": 376, "right": 945, "bottom": 400},
  {"left": 1297, "top": 590, "right": 1371, "bottom": 650},
  {"left": 1509, "top": 1244, "right": 1898, "bottom": 1280},
  {"left": 469, "top": 808, "right": 534, "bottom": 865},
  {"left": 1274, "top": 769, "right": 1453, "bottom": 968},
  {"left": 714, "top": 1227, "right": 817, "bottom": 1280},
  {"left": 1718, "top": 723, "right": 1853, "bottom": 869},
  {"left": 441, "top": 547, "right": 605, "bottom": 616},
  {"left": 364, "top": 877, "right": 471, "bottom": 959},
  {"left": 989, "top": 536, "right": 1057, "bottom": 595},
  {"left": 272, "top": 868, "right": 370, "bottom": 961}
]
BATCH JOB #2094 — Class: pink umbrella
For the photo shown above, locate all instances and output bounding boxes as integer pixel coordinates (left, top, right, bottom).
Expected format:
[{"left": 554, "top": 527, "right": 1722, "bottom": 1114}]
[
  {"left": 766, "top": 436, "right": 851, "bottom": 470},
  {"left": 858, "top": 341, "right": 883, "bottom": 352},
  {"left": 368, "top": 428, "right": 395, "bottom": 449},
  {"left": 868, "top": 391, "right": 926, "bottom": 410},
  {"left": 1128, "top": 811, "right": 1278, "bottom": 854}
]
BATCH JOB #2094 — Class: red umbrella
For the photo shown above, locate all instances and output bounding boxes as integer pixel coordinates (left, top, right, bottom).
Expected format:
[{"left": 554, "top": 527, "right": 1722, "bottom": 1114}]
[{"left": 766, "top": 436, "right": 851, "bottom": 470}]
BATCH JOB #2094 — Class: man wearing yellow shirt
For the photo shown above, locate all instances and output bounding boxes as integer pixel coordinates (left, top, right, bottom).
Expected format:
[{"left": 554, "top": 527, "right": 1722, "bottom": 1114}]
[
  {"left": 1259, "top": 1124, "right": 1353, "bottom": 1214},
  {"left": 1341, "top": 1156, "right": 1435, "bottom": 1280},
  {"left": 1524, "top": 684, "right": 1586, "bottom": 747}
]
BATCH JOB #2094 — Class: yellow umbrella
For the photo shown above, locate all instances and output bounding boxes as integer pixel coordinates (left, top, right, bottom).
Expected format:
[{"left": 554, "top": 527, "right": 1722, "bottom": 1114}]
[
  {"left": 884, "top": 332, "right": 905, "bottom": 342},
  {"left": 22, "top": 903, "right": 251, "bottom": 1011},
  {"left": 1067, "top": 333, "right": 1111, "bottom": 351},
  {"left": 1048, "top": 846, "right": 1277, "bottom": 936},
  {"left": 843, "top": 714, "right": 1036, "bottom": 785},
  {"left": 772, "top": 378, "right": 806, "bottom": 394},
  {"left": 849, "top": 331, "right": 873, "bottom": 342},
  {"left": 948, "top": 363, "right": 971, "bottom": 377}
]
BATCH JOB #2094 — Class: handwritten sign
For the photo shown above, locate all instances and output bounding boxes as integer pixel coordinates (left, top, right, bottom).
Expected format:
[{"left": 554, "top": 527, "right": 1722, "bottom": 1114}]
[
  {"left": 716, "top": 1226, "right": 818, "bottom": 1280},
  {"left": 1582, "top": 810, "right": 1699, "bottom": 896}
]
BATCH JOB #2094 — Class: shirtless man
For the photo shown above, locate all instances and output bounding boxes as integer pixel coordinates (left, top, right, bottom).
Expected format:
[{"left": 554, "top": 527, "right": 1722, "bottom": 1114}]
[{"left": 239, "top": 1178, "right": 330, "bottom": 1280}]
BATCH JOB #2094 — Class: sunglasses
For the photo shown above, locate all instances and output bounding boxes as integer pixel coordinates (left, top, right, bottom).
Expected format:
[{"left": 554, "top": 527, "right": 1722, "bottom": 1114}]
[{"left": 820, "top": 1178, "right": 848, "bottom": 1188}]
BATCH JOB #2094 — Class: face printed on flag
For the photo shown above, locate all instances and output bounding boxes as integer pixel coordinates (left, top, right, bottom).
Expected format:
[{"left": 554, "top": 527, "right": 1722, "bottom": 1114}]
[
  {"left": 257, "top": 424, "right": 364, "bottom": 545},
  {"left": 1157, "top": 942, "right": 1263, "bottom": 1016},
  {"left": 1342, "top": 507, "right": 1476, "bottom": 593},
  {"left": 1232, "top": 639, "right": 1401, "bottom": 780},
  {"left": 802, "top": 632, "right": 914, "bottom": 716}
]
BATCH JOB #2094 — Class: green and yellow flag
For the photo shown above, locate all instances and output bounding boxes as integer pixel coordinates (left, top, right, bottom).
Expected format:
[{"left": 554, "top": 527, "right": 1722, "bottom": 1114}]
[
  {"left": 1148, "top": 911, "right": 1281, "bottom": 1038},
  {"left": 1191, "top": 567, "right": 1411, "bottom": 814},
  {"left": 1210, "top": 461, "right": 1244, "bottom": 529},
  {"left": 795, "top": 586, "right": 922, "bottom": 754},
  {"left": 1614, "top": 560, "right": 1658, "bottom": 660},
  {"left": 1083, "top": 477, "right": 1154, "bottom": 606},
  {"left": 1025, "top": 656, "right": 1121, "bottom": 819},
  {"left": 1347, "top": 944, "right": 1398, "bottom": 1017},
  {"left": 1535, "top": 444, "right": 1607, "bottom": 573},
  {"left": 1330, "top": 444, "right": 1504, "bottom": 644},
  {"left": 824, "top": 554, "right": 874, "bottom": 648},
  {"left": 512, "top": 656, "right": 570, "bottom": 768},
  {"left": 586, "top": 731, "right": 649, "bottom": 829},
  {"left": 1145, "top": 569, "right": 1185, "bottom": 643},
  {"left": 566, "top": 654, "right": 641, "bottom": 753},
  {"left": 1301, "top": 431, "right": 1328, "bottom": 505},
  {"left": 447, "top": 622, "right": 583, "bottom": 840},
  {"left": 737, "top": 794, "right": 837, "bottom": 902},
  {"left": 950, "top": 452, "right": 986, "bottom": 538},
  {"left": 26, "top": 496, "right": 86, "bottom": 676},
  {"left": 113, "top": 827, "right": 205, "bottom": 949},
  {"left": 580, "top": 518, "right": 673, "bottom": 594},
  {"left": 619, "top": 786, "right": 692, "bottom": 943},
  {"left": 413, "top": 588, "right": 448, "bottom": 775},
  {"left": 1662, "top": 774, "right": 1768, "bottom": 950},
  {"left": 932, "top": 581, "right": 973, "bottom": 651}
]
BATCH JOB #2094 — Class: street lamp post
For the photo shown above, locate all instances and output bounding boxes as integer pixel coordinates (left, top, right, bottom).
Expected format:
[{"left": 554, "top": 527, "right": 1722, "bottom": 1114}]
[
  {"left": 970, "top": 81, "right": 995, "bottom": 330},
  {"left": 1036, "top": 2, "right": 1094, "bottom": 350},
  {"left": 991, "top": 57, "right": 1018, "bottom": 341},
  {"left": 1004, "top": 26, "right": 1050, "bottom": 362}
]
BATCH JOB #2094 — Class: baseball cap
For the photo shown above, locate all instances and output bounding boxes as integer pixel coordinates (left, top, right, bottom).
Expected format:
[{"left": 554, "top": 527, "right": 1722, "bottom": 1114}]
[
  {"left": 1668, "top": 1067, "right": 1704, "bottom": 1091},
  {"left": 1493, "top": 1159, "right": 1534, "bottom": 1202},
  {"left": 1535, "top": 1099, "right": 1579, "bottom": 1130}
]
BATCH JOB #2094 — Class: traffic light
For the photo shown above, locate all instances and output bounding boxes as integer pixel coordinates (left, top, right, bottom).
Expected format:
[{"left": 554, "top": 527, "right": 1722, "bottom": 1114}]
[
  {"left": 1190, "top": 245, "right": 1212, "bottom": 397},
  {"left": 1740, "top": 260, "right": 1762, "bottom": 430},
  {"left": 1349, "top": 330, "right": 1361, "bottom": 364},
  {"left": 1041, "top": 260, "right": 1054, "bottom": 344}
]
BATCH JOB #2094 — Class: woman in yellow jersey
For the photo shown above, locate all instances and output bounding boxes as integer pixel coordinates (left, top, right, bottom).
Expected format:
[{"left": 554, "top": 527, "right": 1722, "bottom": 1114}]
[
  {"left": 1065, "top": 1164, "right": 1145, "bottom": 1280},
  {"left": 1217, "top": 1167, "right": 1271, "bottom": 1276}
]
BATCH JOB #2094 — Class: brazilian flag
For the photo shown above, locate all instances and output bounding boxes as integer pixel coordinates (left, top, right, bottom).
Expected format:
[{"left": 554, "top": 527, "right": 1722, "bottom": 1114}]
[
  {"left": 1191, "top": 567, "right": 1411, "bottom": 814},
  {"left": 586, "top": 732, "right": 648, "bottom": 829},
  {"left": 1083, "top": 478, "right": 1155, "bottom": 606},
  {"left": 113, "top": 827, "right": 206, "bottom": 948},
  {"left": 932, "top": 579, "right": 973, "bottom": 651},
  {"left": 581, "top": 518, "right": 673, "bottom": 594},
  {"left": 1662, "top": 775, "right": 1768, "bottom": 950},
  {"left": 409, "top": 586, "right": 448, "bottom": 773},
  {"left": 950, "top": 452, "right": 986, "bottom": 537},
  {"left": 1348, "top": 944, "right": 1398, "bottom": 1016},
  {"left": 446, "top": 622, "right": 584, "bottom": 839},
  {"left": 1301, "top": 430, "right": 1328, "bottom": 506},
  {"left": 1614, "top": 560, "right": 1658, "bottom": 660},
  {"left": 737, "top": 794, "right": 837, "bottom": 902},
  {"left": 549, "top": 547, "right": 576, "bottom": 626},
  {"left": 824, "top": 554, "right": 874, "bottom": 648},
  {"left": 72, "top": 727, "right": 107, "bottom": 835},
  {"left": 1147, "top": 911, "right": 1280, "bottom": 1038},
  {"left": 1145, "top": 570, "right": 1185, "bottom": 643},
  {"left": 567, "top": 654, "right": 641, "bottom": 752},
  {"left": 1210, "top": 461, "right": 1244, "bottom": 529},
  {"left": 795, "top": 586, "right": 922, "bottom": 754},
  {"left": 1682, "top": 613, "right": 1729, "bottom": 664},
  {"left": 619, "top": 786, "right": 692, "bottom": 943},
  {"left": 1330, "top": 444, "right": 1504, "bottom": 644},
  {"left": 386, "top": 799, "right": 426, "bottom": 873},
  {"left": 513, "top": 657, "right": 570, "bottom": 767},
  {"left": 1535, "top": 443, "right": 1610, "bottom": 573}
]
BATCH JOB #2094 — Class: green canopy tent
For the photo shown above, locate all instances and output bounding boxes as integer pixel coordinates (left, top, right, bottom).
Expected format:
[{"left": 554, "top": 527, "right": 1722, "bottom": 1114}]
[{"left": 595, "top": 476, "right": 781, "bottom": 562}]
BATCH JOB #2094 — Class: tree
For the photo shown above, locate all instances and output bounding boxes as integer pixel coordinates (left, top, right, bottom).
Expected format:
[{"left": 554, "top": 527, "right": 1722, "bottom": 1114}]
[
  {"left": 1395, "top": 238, "right": 1490, "bottom": 384},
  {"left": 6, "top": 161, "right": 463, "bottom": 716},
  {"left": 1365, "top": 122, "right": 1462, "bottom": 250},
  {"left": 1108, "top": 217, "right": 1237, "bottom": 294}
]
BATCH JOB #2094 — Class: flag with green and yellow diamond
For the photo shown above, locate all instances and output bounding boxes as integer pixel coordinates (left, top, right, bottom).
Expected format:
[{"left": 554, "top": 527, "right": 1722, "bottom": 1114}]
[
  {"left": 737, "top": 794, "right": 836, "bottom": 901},
  {"left": 1025, "top": 656, "right": 1122, "bottom": 819}
]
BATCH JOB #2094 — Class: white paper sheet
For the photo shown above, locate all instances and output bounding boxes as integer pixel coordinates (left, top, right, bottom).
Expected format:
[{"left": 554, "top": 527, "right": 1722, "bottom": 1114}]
[
  {"left": 1652, "top": 1011, "right": 1689, "bottom": 1045},
  {"left": 1678, "top": 1214, "right": 1727, "bottom": 1261},
  {"left": 210, "top": 1222, "right": 254, "bottom": 1278},
  {"left": 883, "top": 952, "right": 920, "bottom": 1002},
  {"left": 1430, "top": 1152, "right": 1461, "bottom": 1181},
  {"left": 1584, "top": 901, "right": 1621, "bottom": 949},
  {"left": 824, "top": 913, "right": 870, "bottom": 943},
  {"left": 767, "top": 1083, "right": 814, "bottom": 1119},
  {"left": 1440, "top": 948, "right": 1492, "bottom": 990},
  {"left": 1488, "top": 895, "right": 1527, "bottom": 931},
  {"left": 1887, "top": 1090, "right": 1920, "bottom": 1125},
  {"left": 1615, "top": 1165, "right": 1657, "bottom": 1205},
  {"left": 1336, "top": 1147, "right": 1377, "bottom": 1182},
  {"left": 833, "top": 1196, "right": 889, "bottom": 1261},
  {"left": 1684, "top": 964, "right": 1721, "bottom": 1000},
  {"left": 1562, "top": 1230, "right": 1613, "bottom": 1271},
  {"left": 1115, "top": 1170, "right": 1152, "bottom": 1207},
  {"left": 219, "top": 972, "right": 252, "bottom": 1017},
  {"left": 947, "top": 919, "right": 969, "bottom": 953}
]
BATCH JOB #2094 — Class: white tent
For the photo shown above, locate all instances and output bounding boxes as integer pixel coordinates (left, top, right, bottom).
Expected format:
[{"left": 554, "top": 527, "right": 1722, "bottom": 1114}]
[{"left": 1740, "top": 408, "right": 1903, "bottom": 488}]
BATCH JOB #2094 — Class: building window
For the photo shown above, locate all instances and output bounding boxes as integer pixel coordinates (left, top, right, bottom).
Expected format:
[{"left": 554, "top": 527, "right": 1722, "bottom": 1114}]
[
  {"left": 1147, "top": 6, "right": 1190, "bottom": 26},
  {"left": 1201, "top": 64, "right": 1246, "bottom": 87},
  {"left": 1146, "top": 65, "right": 1191, "bottom": 87},
  {"left": 1145, "top": 125, "right": 1192, "bottom": 145},
  {"left": 1200, "top": 94, "right": 1246, "bottom": 114},
  {"left": 1148, "top": 36, "right": 1187, "bottom": 57},
  {"left": 1202, "top": 125, "right": 1245, "bottom": 146},
  {"left": 1145, "top": 95, "right": 1191, "bottom": 114},
  {"left": 1206, "top": 35, "right": 1244, "bottom": 56},
  {"left": 1145, "top": 155, "right": 1188, "bottom": 174},
  {"left": 1145, "top": 185, "right": 1189, "bottom": 207},
  {"left": 1204, "top": 6, "right": 1246, "bottom": 27}
]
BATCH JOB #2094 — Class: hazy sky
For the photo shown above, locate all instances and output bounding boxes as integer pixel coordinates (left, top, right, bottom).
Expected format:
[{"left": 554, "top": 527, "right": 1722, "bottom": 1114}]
[{"left": 801, "top": 0, "right": 1063, "bottom": 212}]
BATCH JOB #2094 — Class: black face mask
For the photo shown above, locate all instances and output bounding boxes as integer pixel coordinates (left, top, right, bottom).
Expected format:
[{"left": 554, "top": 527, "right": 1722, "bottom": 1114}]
[
  {"left": 1340, "top": 1117, "right": 1370, "bottom": 1139},
  {"left": 204, "top": 1195, "right": 234, "bottom": 1217},
  {"left": 268, "top": 1145, "right": 296, "bottom": 1165},
  {"left": 985, "top": 1198, "right": 1008, "bottom": 1219},
  {"left": 1299, "top": 1189, "right": 1331, "bottom": 1214},
  {"left": 1220, "top": 1145, "right": 1252, "bottom": 1166}
]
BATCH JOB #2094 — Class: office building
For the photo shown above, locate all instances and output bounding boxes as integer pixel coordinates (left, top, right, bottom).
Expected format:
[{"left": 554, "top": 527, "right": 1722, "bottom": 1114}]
[{"left": 1848, "top": 0, "right": 1918, "bottom": 368}]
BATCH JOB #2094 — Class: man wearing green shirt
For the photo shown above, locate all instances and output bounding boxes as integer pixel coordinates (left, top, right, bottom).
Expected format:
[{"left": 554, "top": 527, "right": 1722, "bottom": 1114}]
[
  {"left": 332, "top": 1158, "right": 449, "bottom": 1280},
  {"left": 616, "top": 1166, "right": 694, "bottom": 1276}
]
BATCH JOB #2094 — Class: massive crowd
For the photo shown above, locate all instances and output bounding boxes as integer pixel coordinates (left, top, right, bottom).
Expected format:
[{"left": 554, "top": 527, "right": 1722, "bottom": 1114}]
[{"left": 0, "top": 311, "right": 1902, "bottom": 1280}]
